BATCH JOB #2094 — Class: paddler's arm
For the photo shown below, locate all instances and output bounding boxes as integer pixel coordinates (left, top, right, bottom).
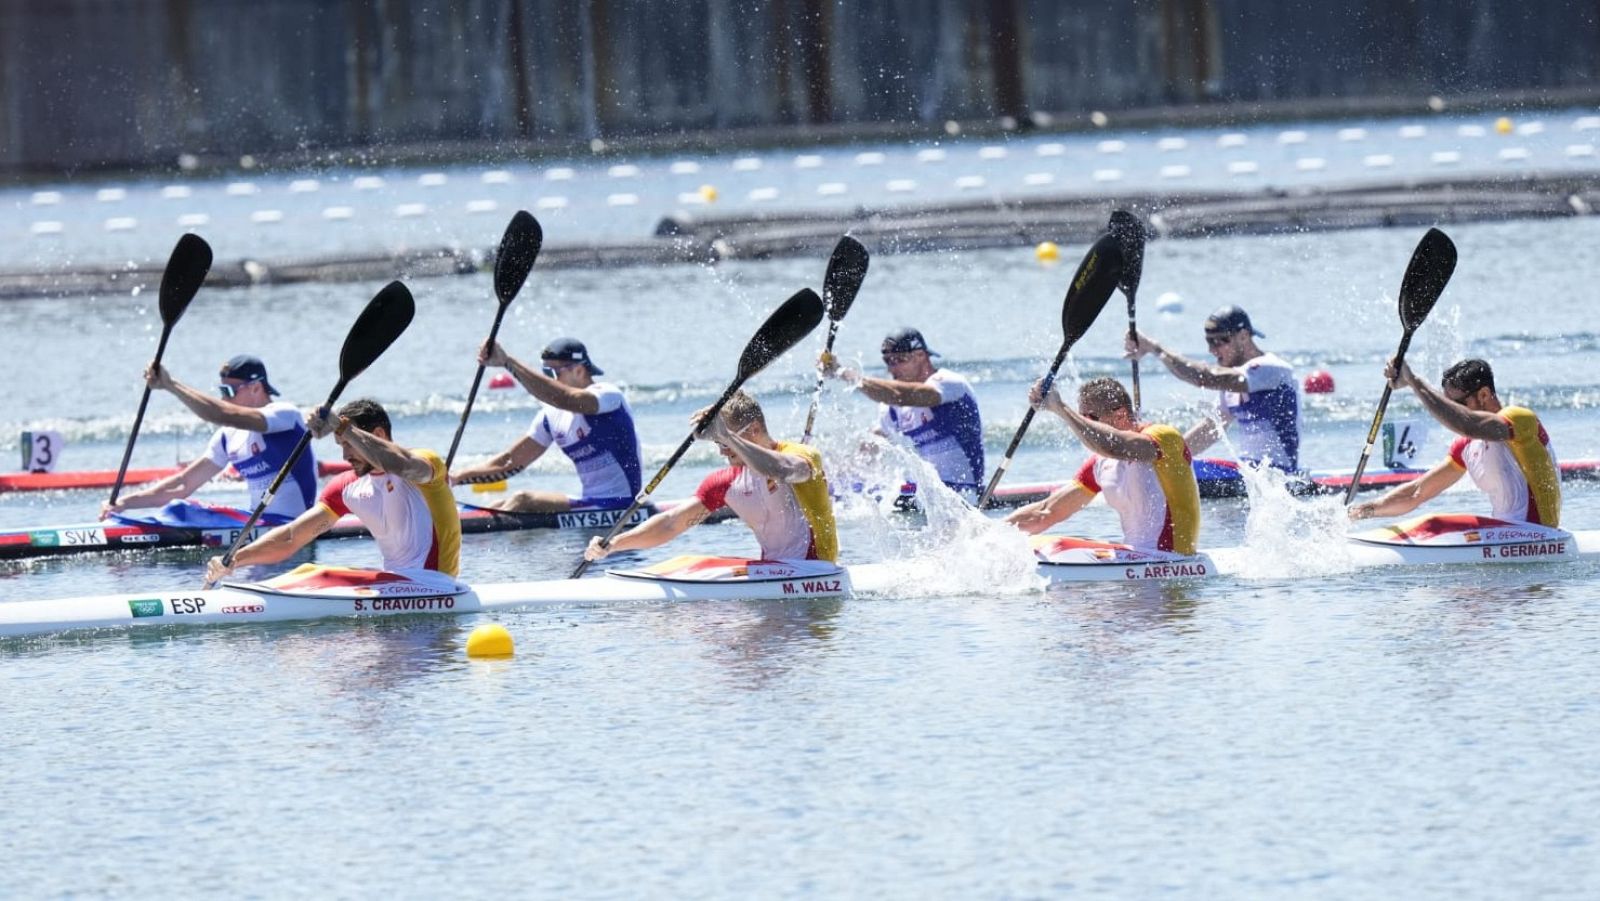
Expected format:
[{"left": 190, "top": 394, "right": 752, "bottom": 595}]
[
  {"left": 483, "top": 340, "right": 600, "bottom": 415},
  {"left": 1127, "top": 331, "right": 1250, "bottom": 393},
  {"left": 147, "top": 364, "right": 270, "bottom": 431},
  {"left": 1391, "top": 359, "right": 1512, "bottom": 441},
  {"left": 450, "top": 436, "right": 544, "bottom": 485},
  {"left": 203, "top": 505, "right": 339, "bottom": 583},
  {"left": 1183, "top": 417, "right": 1222, "bottom": 455},
  {"left": 852, "top": 376, "right": 942, "bottom": 407},
  {"left": 702, "top": 419, "right": 815, "bottom": 484},
  {"left": 584, "top": 501, "right": 711, "bottom": 560},
  {"left": 100, "top": 458, "right": 224, "bottom": 518},
  {"left": 1347, "top": 458, "right": 1463, "bottom": 520},
  {"left": 324, "top": 419, "right": 436, "bottom": 484},
  {"left": 1005, "top": 483, "right": 1094, "bottom": 534},
  {"left": 1030, "top": 382, "right": 1158, "bottom": 463}
]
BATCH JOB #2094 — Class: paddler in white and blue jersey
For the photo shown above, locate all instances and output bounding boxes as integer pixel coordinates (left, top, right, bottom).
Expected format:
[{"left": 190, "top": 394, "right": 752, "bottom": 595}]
[
  {"left": 100, "top": 354, "right": 317, "bottom": 524},
  {"left": 821, "top": 327, "right": 985, "bottom": 499},
  {"left": 450, "top": 337, "right": 643, "bottom": 514},
  {"left": 1006, "top": 377, "right": 1202, "bottom": 555},
  {"left": 1349, "top": 358, "right": 1561, "bottom": 526},
  {"left": 1127, "top": 305, "right": 1301, "bottom": 472},
  {"left": 584, "top": 391, "right": 838, "bottom": 564}
]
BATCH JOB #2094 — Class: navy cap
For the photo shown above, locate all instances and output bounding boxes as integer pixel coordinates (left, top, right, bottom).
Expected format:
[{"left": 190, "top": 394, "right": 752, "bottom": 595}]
[
  {"left": 882, "top": 327, "right": 940, "bottom": 357},
  {"left": 1204, "top": 305, "right": 1264, "bottom": 339},
  {"left": 541, "top": 337, "right": 603, "bottom": 376},
  {"left": 219, "top": 354, "right": 280, "bottom": 396}
]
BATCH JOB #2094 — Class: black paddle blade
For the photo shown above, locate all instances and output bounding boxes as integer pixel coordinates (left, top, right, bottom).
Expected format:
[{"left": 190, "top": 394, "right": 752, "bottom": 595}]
[
  {"left": 159, "top": 233, "right": 213, "bottom": 325},
  {"left": 494, "top": 211, "right": 542, "bottom": 304},
  {"left": 339, "top": 281, "right": 416, "bottom": 382},
  {"left": 737, "top": 288, "right": 826, "bottom": 381},
  {"left": 1397, "top": 228, "right": 1457, "bottom": 333},
  {"left": 822, "top": 236, "right": 870, "bottom": 321},
  {"left": 1107, "top": 210, "right": 1147, "bottom": 297},
  {"left": 1062, "top": 233, "right": 1125, "bottom": 344}
]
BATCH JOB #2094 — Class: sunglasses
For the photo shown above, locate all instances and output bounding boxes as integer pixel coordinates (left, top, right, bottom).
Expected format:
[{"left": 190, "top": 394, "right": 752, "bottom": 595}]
[
  {"left": 1204, "top": 332, "right": 1234, "bottom": 348},
  {"left": 540, "top": 359, "right": 582, "bottom": 378},
  {"left": 1082, "top": 411, "right": 1101, "bottom": 422},
  {"left": 881, "top": 352, "right": 918, "bottom": 365},
  {"left": 216, "top": 380, "right": 258, "bottom": 399}
]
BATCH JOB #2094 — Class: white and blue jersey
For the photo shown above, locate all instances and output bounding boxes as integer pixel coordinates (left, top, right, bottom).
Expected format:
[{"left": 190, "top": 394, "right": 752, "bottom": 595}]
[
  {"left": 528, "top": 382, "right": 642, "bottom": 506},
  {"left": 203, "top": 401, "right": 317, "bottom": 519},
  {"left": 878, "top": 369, "right": 985, "bottom": 493},
  {"left": 1219, "top": 352, "right": 1300, "bottom": 471}
]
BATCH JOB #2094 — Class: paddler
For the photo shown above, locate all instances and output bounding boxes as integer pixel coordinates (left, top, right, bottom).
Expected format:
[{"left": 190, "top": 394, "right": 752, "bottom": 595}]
[
  {"left": 1125, "top": 305, "right": 1301, "bottom": 472},
  {"left": 1349, "top": 358, "right": 1560, "bottom": 525},
  {"left": 1005, "top": 377, "right": 1202, "bottom": 555},
  {"left": 449, "top": 337, "right": 643, "bottom": 514},
  {"left": 583, "top": 391, "right": 837, "bottom": 563},
  {"left": 819, "top": 326, "right": 985, "bottom": 499},
  {"left": 204, "top": 399, "right": 461, "bottom": 583},
  {"left": 100, "top": 355, "right": 318, "bottom": 523}
]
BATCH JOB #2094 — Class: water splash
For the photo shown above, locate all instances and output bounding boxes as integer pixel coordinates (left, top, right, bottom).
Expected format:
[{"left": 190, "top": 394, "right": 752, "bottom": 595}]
[
  {"left": 1210, "top": 426, "right": 1359, "bottom": 578},
  {"left": 818, "top": 434, "right": 1040, "bottom": 597}
]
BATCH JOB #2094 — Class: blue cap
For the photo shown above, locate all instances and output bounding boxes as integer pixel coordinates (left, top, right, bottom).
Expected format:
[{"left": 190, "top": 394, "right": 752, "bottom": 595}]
[
  {"left": 541, "top": 337, "right": 603, "bottom": 376},
  {"left": 219, "top": 354, "right": 279, "bottom": 396},
  {"left": 882, "top": 327, "right": 940, "bottom": 357},
  {"left": 1204, "top": 305, "right": 1264, "bottom": 339}
]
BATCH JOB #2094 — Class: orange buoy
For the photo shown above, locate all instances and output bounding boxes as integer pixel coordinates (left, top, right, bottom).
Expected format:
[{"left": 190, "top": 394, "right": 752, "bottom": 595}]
[
  {"left": 489, "top": 373, "right": 515, "bottom": 390},
  {"left": 1303, "top": 370, "right": 1335, "bottom": 394}
]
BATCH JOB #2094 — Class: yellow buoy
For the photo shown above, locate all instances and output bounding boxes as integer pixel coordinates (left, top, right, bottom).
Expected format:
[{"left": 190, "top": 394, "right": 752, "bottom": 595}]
[
  {"left": 1035, "top": 241, "right": 1061, "bottom": 263},
  {"left": 698, "top": 184, "right": 719, "bottom": 203},
  {"left": 466, "top": 623, "right": 514, "bottom": 659},
  {"left": 1494, "top": 116, "right": 1513, "bottom": 135}
]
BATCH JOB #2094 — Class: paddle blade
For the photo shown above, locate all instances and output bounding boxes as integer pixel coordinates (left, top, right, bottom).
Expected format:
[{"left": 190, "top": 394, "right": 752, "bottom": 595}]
[
  {"left": 1061, "top": 233, "right": 1125, "bottom": 344},
  {"left": 1397, "top": 227, "right": 1457, "bottom": 333},
  {"left": 494, "top": 211, "right": 542, "bottom": 304},
  {"left": 736, "top": 288, "right": 825, "bottom": 381},
  {"left": 1107, "top": 210, "right": 1147, "bottom": 297},
  {"left": 159, "top": 233, "right": 213, "bottom": 325},
  {"left": 339, "top": 281, "right": 416, "bottom": 383},
  {"left": 822, "top": 236, "right": 870, "bottom": 321}
]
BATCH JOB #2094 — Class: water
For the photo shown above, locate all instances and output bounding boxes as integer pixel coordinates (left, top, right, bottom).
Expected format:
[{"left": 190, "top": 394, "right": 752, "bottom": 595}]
[{"left": 4, "top": 123, "right": 1600, "bottom": 896}]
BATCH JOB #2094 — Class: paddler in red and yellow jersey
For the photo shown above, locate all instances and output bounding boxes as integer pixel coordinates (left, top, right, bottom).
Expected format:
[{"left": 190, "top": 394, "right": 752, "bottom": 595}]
[
  {"left": 1006, "top": 377, "right": 1202, "bottom": 555},
  {"left": 204, "top": 398, "right": 461, "bottom": 584},
  {"left": 1349, "top": 357, "right": 1560, "bottom": 526},
  {"left": 584, "top": 390, "right": 838, "bottom": 564}
]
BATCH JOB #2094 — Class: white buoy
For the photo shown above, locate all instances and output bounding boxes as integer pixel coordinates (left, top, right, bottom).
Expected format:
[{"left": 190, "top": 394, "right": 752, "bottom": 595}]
[
  {"left": 854, "top": 152, "right": 886, "bottom": 166},
  {"left": 1498, "top": 147, "right": 1531, "bottom": 161},
  {"left": 481, "top": 170, "right": 513, "bottom": 184},
  {"left": 1295, "top": 158, "right": 1327, "bottom": 171},
  {"left": 177, "top": 213, "right": 210, "bottom": 227},
  {"left": 353, "top": 175, "right": 385, "bottom": 190},
  {"left": 1398, "top": 125, "right": 1428, "bottom": 139},
  {"left": 978, "top": 146, "right": 1008, "bottom": 160},
  {"left": 1431, "top": 151, "right": 1462, "bottom": 165},
  {"left": 289, "top": 179, "right": 320, "bottom": 193},
  {"left": 606, "top": 164, "right": 639, "bottom": 178},
  {"left": 249, "top": 210, "right": 284, "bottom": 223},
  {"left": 418, "top": 172, "right": 448, "bottom": 186},
  {"left": 1156, "top": 137, "right": 1187, "bottom": 151},
  {"left": 104, "top": 217, "right": 138, "bottom": 231},
  {"left": 1035, "top": 143, "right": 1065, "bottom": 156},
  {"left": 1158, "top": 164, "right": 1191, "bottom": 179},
  {"left": 1363, "top": 154, "right": 1395, "bottom": 168},
  {"left": 1337, "top": 128, "right": 1368, "bottom": 142},
  {"left": 1096, "top": 140, "right": 1126, "bottom": 154},
  {"left": 916, "top": 148, "right": 947, "bottom": 163},
  {"left": 1155, "top": 292, "right": 1183, "bottom": 314},
  {"left": 605, "top": 193, "right": 639, "bottom": 206},
  {"left": 794, "top": 154, "right": 823, "bottom": 169},
  {"left": 545, "top": 167, "right": 575, "bottom": 181},
  {"left": 954, "top": 175, "right": 986, "bottom": 189},
  {"left": 1278, "top": 130, "right": 1308, "bottom": 144},
  {"left": 30, "top": 191, "right": 62, "bottom": 206},
  {"left": 747, "top": 187, "right": 779, "bottom": 201},
  {"left": 1227, "top": 161, "right": 1260, "bottom": 175},
  {"left": 885, "top": 179, "right": 917, "bottom": 192},
  {"left": 393, "top": 203, "right": 427, "bottom": 217},
  {"left": 161, "top": 185, "right": 192, "bottom": 199},
  {"left": 225, "top": 182, "right": 259, "bottom": 196},
  {"left": 322, "top": 206, "right": 354, "bottom": 220},
  {"left": 30, "top": 221, "right": 64, "bottom": 235},
  {"left": 732, "top": 157, "right": 763, "bottom": 171},
  {"left": 817, "top": 182, "right": 849, "bottom": 195},
  {"left": 1217, "top": 133, "right": 1248, "bottom": 148},
  {"left": 1023, "top": 172, "right": 1055, "bottom": 186},
  {"left": 535, "top": 196, "right": 568, "bottom": 210},
  {"left": 669, "top": 160, "right": 701, "bottom": 174},
  {"left": 1092, "top": 169, "right": 1123, "bottom": 182},
  {"left": 465, "top": 199, "right": 499, "bottom": 213},
  {"left": 96, "top": 187, "right": 127, "bottom": 202},
  {"left": 1565, "top": 144, "right": 1596, "bottom": 158}
]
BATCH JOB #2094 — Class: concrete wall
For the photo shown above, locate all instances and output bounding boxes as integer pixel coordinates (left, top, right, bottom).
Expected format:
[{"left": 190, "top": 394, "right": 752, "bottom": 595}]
[{"left": 2, "top": 0, "right": 1597, "bottom": 171}]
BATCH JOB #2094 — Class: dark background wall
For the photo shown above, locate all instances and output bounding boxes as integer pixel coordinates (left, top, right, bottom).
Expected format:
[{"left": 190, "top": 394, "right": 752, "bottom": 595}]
[{"left": 2, "top": 0, "right": 1597, "bottom": 172}]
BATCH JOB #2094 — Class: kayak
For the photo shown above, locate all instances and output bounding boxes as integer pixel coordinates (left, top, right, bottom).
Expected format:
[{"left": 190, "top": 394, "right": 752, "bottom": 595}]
[
  {"left": 0, "top": 499, "right": 658, "bottom": 561},
  {"left": 3, "top": 517, "right": 1596, "bottom": 639},
  {"left": 0, "top": 459, "right": 352, "bottom": 493},
  {"left": 0, "top": 559, "right": 898, "bottom": 638}
]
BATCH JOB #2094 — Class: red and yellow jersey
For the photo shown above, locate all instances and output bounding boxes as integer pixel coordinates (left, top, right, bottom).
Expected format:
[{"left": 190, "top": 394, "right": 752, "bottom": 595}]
[
  {"left": 1446, "top": 406, "right": 1560, "bottom": 527},
  {"left": 695, "top": 441, "right": 837, "bottom": 562},
  {"left": 319, "top": 449, "right": 461, "bottom": 576},
  {"left": 1071, "top": 424, "right": 1201, "bottom": 555}
]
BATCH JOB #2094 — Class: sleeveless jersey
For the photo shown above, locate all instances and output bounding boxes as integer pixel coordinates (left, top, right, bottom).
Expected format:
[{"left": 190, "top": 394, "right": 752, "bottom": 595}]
[{"left": 1071, "top": 424, "right": 1201, "bottom": 555}]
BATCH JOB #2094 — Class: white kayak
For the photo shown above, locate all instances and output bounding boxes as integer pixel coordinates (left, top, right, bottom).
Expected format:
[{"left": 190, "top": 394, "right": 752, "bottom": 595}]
[
  {"left": 0, "top": 559, "right": 899, "bottom": 639},
  {"left": 1030, "top": 535, "right": 1217, "bottom": 582},
  {"left": 2, "top": 516, "right": 1596, "bottom": 638}
]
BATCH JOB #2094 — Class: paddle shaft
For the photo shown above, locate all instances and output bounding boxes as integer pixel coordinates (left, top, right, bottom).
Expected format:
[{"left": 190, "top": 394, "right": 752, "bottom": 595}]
[
  {"left": 800, "top": 320, "right": 842, "bottom": 444},
  {"left": 108, "top": 327, "right": 176, "bottom": 507},
  {"left": 1126, "top": 295, "right": 1141, "bottom": 413},
  {"left": 571, "top": 380, "right": 748, "bottom": 578},
  {"left": 443, "top": 307, "right": 510, "bottom": 471},
  {"left": 1344, "top": 331, "right": 1415, "bottom": 505},
  {"left": 977, "top": 343, "right": 1071, "bottom": 508}
]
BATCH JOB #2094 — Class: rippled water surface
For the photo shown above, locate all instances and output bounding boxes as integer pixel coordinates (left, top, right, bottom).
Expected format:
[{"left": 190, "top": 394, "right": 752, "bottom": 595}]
[{"left": 3, "top": 123, "right": 1600, "bottom": 897}]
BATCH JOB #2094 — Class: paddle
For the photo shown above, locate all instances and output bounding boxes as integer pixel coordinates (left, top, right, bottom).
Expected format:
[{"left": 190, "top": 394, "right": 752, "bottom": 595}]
[
  {"left": 571, "top": 287, "right": 826, "bottom": 578},
  {"left": 444, "top": 211, "right": 543, "bottom": 470},
  {"left": 204, "top": 281, "right": 416, "bottom": 587},
  {"left": 801, "top": 235, "right": 871, "bottom": 443},
  {"left": 1343, "top": 227, "right": 1458, "bottom": 504},
  {"left": 976, "top": 232, "right": 1124, "bottom": 509},
  {"left": 1108, "top": 210, "right": 1148, "bottom": 412},
  {"left": 108, "top": 233, "right": 213, "bottom": 507}
]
